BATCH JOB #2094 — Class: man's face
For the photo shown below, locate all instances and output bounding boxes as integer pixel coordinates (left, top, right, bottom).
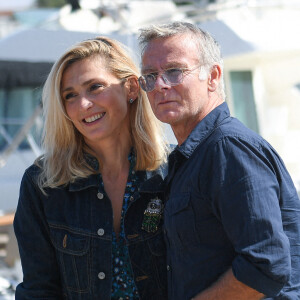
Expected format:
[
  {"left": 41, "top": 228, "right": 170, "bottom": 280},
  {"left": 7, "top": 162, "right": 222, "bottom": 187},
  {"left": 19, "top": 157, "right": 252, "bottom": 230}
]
[{"left": 141, "top": 34, "right": 210, "bottom": 135}]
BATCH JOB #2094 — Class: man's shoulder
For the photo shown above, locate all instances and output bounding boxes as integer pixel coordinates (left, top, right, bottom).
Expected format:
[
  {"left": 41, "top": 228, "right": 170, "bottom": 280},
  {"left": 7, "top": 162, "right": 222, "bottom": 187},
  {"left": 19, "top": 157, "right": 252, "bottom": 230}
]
[{"left": 211, "top": 117, "right": 266, "bottom": 148}]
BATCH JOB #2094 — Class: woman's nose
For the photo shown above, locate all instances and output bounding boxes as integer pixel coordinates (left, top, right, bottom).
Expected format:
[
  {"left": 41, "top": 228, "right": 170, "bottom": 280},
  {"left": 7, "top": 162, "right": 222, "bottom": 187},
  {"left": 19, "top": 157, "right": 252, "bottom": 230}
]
[{"left": 80, "top": 96, "right": 93, "bottom": 109}]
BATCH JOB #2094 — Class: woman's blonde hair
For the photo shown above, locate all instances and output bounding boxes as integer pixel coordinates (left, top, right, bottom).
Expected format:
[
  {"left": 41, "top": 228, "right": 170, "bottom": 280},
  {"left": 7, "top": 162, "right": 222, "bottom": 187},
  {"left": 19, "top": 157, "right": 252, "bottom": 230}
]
[{"left": 37, "top": 36, "right": 168, "bottom": 191}]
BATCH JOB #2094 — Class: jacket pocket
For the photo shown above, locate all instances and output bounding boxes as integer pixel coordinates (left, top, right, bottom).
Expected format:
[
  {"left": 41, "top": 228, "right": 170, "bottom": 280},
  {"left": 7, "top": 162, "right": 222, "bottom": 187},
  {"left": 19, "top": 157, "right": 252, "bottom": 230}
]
[{"left": 49, "top": 225, "right": 91, "bottom": 293}]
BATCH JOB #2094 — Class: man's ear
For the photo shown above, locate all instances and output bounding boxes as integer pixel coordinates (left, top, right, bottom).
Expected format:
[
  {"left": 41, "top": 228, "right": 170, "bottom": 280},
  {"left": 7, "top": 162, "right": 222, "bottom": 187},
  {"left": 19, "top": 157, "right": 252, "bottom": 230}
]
[
  {"left": 208, "top": 65, "right": 221, "bottom": 92},
  {"left": 125, "top": 76, "right": 139, "bottom": 102}
]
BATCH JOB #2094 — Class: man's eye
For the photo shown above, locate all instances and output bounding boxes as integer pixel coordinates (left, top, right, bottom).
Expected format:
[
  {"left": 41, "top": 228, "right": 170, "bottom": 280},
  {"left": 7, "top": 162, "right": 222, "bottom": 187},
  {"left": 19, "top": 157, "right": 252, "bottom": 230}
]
[
  {"left": 165, "top": 68, "right": 182, "bottom": 76},
  {"left": 144, "top": 73, "right": 157, "bottom": 81}
]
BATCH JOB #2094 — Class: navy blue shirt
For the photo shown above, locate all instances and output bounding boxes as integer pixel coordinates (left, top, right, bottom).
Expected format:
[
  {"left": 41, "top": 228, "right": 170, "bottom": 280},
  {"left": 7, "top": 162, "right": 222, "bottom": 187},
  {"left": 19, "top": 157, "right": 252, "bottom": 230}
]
[{"left": 164, "top": 102, "right": 300, "bottom": 300}]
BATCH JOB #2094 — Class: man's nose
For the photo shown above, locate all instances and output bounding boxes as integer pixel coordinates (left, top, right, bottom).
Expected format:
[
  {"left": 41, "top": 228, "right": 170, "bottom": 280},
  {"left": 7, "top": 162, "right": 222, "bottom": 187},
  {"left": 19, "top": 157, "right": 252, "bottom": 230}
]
[{"left": 154, "top": 75, "right": 171, "bottom": 92}]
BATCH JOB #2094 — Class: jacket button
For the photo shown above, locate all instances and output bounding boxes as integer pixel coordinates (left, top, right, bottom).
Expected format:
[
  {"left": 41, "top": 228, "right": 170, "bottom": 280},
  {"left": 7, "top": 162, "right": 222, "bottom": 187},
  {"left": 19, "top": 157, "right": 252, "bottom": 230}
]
[
  {"left": 97, "top": 228, "right": 105, "bottom": 236},
  {"left": 97, "top": 192, "right": 104, "bottom": 199},
  {"left": 98, "top": 272, "right": 105, "bottom": 280},
  {"left": 167, "top": 265, "right": 171, "bottom": 271}
]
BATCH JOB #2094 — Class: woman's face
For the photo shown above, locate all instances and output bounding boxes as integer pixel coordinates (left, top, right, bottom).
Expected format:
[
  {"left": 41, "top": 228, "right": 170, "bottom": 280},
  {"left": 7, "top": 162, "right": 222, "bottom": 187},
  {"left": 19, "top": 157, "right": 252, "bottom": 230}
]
[{"left": 61, "top": 57, "right": 131, "bottom": 148}]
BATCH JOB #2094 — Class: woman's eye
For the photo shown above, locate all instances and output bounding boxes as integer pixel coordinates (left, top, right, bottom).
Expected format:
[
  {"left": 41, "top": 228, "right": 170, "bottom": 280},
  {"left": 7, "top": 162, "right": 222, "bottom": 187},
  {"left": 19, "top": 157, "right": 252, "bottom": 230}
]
[
  {"left": 90, "top": 83, "right": 103, "bottom": 91},
  {"left": 64, "top": 93, "right": 76, "bottom": 101}
]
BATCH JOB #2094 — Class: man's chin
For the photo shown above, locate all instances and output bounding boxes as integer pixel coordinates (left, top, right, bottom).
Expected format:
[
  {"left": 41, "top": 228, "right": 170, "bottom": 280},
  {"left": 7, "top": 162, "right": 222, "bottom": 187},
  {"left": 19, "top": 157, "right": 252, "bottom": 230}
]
[{"left": 154, "top": 112, "right": 179, "bottom": 125}]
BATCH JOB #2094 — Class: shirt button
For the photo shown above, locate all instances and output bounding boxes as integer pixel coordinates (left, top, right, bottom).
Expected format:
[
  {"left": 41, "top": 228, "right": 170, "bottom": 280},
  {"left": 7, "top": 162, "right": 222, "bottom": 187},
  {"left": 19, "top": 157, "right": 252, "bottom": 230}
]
[
  {"left": 130, "top": 196, "right": 134, "bottom": 201},
  {"left": 97, "top": 192, "right": 104, "bottom": 199},
  {"left": 97, "top": 228, "right": 105, "bottom": 236},
  {"left": 98, "top": 272, "right": 105, "bottom": 280},
  {"left": 167, "top": 265, "right": 170, "bottom": 271}
]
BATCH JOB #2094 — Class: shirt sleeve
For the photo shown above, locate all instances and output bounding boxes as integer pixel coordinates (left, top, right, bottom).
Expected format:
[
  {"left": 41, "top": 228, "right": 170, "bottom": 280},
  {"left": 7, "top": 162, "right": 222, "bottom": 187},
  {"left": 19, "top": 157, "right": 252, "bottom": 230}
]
[
  {"left": 210, "top": 136, "right": 291, "bottom": 296},
  {"left": 13, "top": 168, "right": 64, "bottom": 299}
]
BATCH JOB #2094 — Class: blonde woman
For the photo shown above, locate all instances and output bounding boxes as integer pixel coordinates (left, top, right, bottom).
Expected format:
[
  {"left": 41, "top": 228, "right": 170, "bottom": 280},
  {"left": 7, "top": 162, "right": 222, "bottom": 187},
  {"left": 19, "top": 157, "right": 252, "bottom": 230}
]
[{"left": 14, "top": 37, "right": 168, "bottom": 300}]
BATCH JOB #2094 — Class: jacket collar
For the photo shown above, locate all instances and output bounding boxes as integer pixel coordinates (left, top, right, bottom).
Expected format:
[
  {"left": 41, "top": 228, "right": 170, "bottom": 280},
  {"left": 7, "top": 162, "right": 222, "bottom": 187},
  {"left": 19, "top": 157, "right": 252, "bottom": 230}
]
[
  {"left": 68, "top": 154, "right": 167, "bottom": 194},
  {"left": 174, "top": 102, "right": 230, "bottom": 159},
  {"left": 138, "top": 166, "right": 167, "bottom": 194}
]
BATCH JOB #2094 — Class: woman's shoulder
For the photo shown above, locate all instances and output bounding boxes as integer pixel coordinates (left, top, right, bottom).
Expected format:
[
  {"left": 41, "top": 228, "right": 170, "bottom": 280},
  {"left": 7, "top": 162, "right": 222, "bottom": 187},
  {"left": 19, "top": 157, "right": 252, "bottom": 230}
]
[
  {"left": 24, "top": 162, "right": 42, "bottom": 177},
  {"left": 20, "top": 157, "right": 47, "bottom": 195},
  {"left": 23, "top": 158, "right": 43, "bottom": 179}
]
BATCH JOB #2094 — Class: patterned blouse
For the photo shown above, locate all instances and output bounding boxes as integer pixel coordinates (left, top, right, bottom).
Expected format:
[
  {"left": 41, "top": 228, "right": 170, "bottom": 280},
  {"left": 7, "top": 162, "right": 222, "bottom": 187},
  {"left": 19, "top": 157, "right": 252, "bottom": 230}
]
[{"left": 102, "top": 153, "right": 140, "bottom": 300}]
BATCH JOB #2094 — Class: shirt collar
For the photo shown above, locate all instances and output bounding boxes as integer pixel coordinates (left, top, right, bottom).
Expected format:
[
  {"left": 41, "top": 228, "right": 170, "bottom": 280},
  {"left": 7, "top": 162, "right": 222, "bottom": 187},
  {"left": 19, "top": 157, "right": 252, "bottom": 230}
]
[
  {"left": 174, "top": 102, "right": 230, "bottom": 159},
  {"left": 84, "top": 153, "right": 99, "bottom": 171},
  {"left": 68, "top": 151, "right": 166, "bottom": 194}
]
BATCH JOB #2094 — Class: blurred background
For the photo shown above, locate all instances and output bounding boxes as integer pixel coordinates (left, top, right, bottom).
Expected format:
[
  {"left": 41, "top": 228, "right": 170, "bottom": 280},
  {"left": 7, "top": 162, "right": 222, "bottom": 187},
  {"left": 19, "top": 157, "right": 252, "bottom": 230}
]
[{"left": 0, "top": 0, "right": 300, "bottom": 297}]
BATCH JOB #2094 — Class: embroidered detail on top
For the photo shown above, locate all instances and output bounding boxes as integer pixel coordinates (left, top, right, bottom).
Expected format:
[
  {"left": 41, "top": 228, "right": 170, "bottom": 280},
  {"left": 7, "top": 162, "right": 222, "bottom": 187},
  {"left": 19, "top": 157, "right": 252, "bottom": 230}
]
[{"left": 142, "top": 197, "right": 163, "bottom": 233}]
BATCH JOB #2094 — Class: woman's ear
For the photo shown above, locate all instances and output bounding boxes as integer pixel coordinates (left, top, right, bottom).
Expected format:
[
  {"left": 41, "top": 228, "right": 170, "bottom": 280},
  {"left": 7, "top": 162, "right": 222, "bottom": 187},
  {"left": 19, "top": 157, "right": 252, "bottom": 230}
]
[
  {"left": 125, "top": 76, "right": 139, "bottom": 102},
  {"left": 208, "top": 65, "right": 221, "bottom": 92}
]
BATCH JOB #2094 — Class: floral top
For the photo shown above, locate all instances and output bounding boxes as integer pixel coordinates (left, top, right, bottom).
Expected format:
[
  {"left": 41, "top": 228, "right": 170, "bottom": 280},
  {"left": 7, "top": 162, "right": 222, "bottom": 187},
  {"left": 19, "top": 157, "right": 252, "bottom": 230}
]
[{"left": 104, "top": 153, "right": 139, "bottom": 300}]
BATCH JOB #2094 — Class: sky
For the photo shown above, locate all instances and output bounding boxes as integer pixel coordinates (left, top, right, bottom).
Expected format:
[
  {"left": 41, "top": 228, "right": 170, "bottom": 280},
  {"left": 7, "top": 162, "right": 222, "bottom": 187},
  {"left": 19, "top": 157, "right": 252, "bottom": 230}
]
[{"left": 0, "top": 0, "right": 35, "bottom": 11}]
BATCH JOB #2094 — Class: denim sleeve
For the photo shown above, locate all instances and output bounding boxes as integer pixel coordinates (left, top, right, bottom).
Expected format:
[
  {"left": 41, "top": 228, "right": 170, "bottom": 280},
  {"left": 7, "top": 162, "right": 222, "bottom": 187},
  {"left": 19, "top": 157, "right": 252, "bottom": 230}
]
[
  {"left": 210, "top": 137, "right": 291, "bottom": 296},
  {"left": 13, "top": 167, "right": 64, "bottom": 299}
]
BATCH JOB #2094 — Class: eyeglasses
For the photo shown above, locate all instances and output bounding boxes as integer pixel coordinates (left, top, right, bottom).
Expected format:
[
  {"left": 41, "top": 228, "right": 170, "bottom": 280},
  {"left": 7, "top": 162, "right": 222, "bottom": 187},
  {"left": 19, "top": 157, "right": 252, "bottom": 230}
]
[{"left": 138, "top": 65, "right": 201, "bottom": 92}]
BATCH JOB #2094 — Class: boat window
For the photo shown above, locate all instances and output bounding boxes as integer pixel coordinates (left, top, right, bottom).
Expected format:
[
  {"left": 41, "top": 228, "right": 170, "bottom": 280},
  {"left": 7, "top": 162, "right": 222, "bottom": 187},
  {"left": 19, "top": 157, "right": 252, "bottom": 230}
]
[
  {"left": 229, "top": 71, "right": 259, "bottom": 133},
  {"left": 0, "top": 87, "right": 42, "bottom": 151}
]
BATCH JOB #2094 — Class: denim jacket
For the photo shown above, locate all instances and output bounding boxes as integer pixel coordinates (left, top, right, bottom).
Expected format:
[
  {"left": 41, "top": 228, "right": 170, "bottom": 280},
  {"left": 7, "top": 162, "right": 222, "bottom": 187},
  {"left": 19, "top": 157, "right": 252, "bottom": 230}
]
[{"left": 14, "top": 161, "right": 168, "bottom": 300}]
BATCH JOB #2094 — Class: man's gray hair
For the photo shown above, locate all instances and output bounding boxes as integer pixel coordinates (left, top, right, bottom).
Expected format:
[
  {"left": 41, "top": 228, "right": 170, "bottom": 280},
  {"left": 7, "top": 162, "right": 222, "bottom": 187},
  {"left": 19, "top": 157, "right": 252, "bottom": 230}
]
[{"left": 139, "top": 21, "right": 225, "bottom": 99}]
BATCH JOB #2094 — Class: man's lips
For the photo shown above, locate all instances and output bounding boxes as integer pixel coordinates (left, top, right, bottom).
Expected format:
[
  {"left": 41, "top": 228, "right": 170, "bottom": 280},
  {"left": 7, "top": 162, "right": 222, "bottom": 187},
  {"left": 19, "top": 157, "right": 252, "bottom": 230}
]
[{"left": 157, "top": 99, "right": 176, "bottom": 105}]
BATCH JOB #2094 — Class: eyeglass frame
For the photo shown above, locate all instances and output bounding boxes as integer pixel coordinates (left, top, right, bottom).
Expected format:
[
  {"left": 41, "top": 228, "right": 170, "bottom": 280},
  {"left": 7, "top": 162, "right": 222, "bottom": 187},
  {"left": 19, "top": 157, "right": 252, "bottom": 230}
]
[{"left": 138, "top": 65, "right": 202, "bottom": 92}]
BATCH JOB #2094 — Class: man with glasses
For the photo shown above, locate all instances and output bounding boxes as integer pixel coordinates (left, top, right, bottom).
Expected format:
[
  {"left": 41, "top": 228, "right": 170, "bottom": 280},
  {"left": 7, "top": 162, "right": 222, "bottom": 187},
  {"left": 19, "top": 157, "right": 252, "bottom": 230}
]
[{"left": 138, "top": 22, "right": 300, "bottom": 300}]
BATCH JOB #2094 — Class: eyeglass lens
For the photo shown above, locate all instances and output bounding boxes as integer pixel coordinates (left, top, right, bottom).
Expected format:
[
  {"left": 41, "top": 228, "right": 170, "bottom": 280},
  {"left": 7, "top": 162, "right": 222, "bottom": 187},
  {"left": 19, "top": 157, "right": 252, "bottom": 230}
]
[{"left": 139, "top": 69, "right": 183, "bottom": 92}]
